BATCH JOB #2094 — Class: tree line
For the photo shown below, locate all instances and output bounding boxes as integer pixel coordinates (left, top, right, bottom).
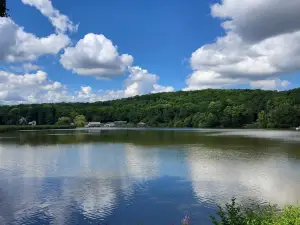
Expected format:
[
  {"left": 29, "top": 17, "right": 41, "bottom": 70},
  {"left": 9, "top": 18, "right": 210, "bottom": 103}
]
[{"left": 1, "top": 88, "right": 300, "bottom": 128}]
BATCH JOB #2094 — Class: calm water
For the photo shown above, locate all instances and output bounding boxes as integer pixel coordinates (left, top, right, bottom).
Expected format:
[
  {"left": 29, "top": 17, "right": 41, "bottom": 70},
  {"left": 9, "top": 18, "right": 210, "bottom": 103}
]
[{"left": 0, "top": 128, "right": 300, "bottom": 225}]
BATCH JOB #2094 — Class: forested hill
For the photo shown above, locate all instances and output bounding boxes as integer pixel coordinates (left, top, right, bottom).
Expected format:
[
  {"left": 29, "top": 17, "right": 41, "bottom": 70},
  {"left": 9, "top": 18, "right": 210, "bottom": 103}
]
[{"left": 1, "top": 88, "right": 300, "bottom": 128}]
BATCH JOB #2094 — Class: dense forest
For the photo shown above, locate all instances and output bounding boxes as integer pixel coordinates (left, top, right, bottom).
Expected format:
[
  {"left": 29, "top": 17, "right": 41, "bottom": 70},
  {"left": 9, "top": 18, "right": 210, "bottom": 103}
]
[{"left": 1, "top": 88, "right": 300, "bottom": 128}]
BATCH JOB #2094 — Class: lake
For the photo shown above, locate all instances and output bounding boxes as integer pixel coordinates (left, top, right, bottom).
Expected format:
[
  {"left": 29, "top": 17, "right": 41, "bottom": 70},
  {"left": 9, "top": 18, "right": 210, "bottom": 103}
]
[{"left": 0, "top": 128, "right": 300, "bottom": 225}]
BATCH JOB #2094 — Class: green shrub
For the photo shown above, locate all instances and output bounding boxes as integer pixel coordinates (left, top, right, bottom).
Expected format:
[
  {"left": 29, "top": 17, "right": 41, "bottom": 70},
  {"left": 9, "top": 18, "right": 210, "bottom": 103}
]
[
  {"left": 56, "top": 117, "right": 72, "bottom": 125},
  {"left": 74, "top": 115, "right": 86, "bottom": 127},
  {"left": 275, "top": 205, "right": 300, "bottom": 225},
  {"left": 211, "top": 198, "right": 300, "bottom": 225}
]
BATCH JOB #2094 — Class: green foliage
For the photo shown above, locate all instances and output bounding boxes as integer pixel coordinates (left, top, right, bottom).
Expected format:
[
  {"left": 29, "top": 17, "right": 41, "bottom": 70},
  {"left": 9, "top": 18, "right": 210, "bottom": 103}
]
[
  {"left": 211, "top": 198, "right": 248, "bottom": 225},
  {"left": 0, "top": 0, "right": 8, "bottom": 17},
  {"left": 275, "top": 205, "right": 300, "bottom": 225},
  {"left": 73, "top": 115, "right": 86, "bottom": 127},
  {"left": 56, "top": 117, "right": 72, "bottom": 125},
  {"left": 0, "top": 88, "right": 300, "bottom": 128},
  {"left": 7, "top": 108, "right": 20, "bottom": 125},
  {"left": 211, "top": 198, "right": 300, "bottom": 225}
]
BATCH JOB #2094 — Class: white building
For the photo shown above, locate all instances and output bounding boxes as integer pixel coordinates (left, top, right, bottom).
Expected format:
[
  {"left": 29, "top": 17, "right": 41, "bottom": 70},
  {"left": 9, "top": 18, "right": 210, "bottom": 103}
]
[
  {"left": 86, "top": 122, "right": 101, "bottom": 127},
  {"left": 137, "top": 122, "right": 146, "bottom": 127},
  {"left": 114, "top": 121, "right": 127, "bottom": 125},
  {"left": 104, "top": 122, "right": 115, "bottom": 127}
]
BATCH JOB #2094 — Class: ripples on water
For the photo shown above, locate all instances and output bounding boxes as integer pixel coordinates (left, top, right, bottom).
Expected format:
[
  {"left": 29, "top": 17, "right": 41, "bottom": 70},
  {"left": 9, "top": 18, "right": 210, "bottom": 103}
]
[{"left": 0, "top": 129, "right": 300, "bottom": 225}]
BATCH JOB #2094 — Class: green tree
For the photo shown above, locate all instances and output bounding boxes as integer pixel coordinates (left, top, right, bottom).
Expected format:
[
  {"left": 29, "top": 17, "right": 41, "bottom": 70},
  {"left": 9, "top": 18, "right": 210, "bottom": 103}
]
[
  {"left": 70, "top": 111, "right": 79, "bottom": 120},
  {"left": 56, "top": 117, "right": 71, "bottom": 125},
  {"left": 1, "top": 88, "right": 300, "bottom": 128},
  {"left": 8, "top": 108, "right": 20, "bottom": 125},
  {"left": 0, "top": 0, "right": 8, "bottom": 17},
  {"left": 258, "top": 110, "right": 268, "bottom": 128},
  {"left": 267, "top": 103, "right": 297, "bottom": 128},
  {"left": 74, "top": 115, "right": 86, "bottom": 127}
]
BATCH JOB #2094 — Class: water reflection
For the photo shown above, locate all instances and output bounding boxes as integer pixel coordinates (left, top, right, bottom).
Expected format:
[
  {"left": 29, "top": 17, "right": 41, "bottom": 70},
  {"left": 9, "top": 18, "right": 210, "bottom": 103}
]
[
  {"left": 187, "top": 146, "right": 300, "bottom": 206},
  {"left": 125, "top": 144, "right": 159, "bottom": 180},
  {"left": 0, "top": 129, "right": 299, "bottom": 224},
  {"left": 0, "top": 142, "right": 164, "bottom": 224}
]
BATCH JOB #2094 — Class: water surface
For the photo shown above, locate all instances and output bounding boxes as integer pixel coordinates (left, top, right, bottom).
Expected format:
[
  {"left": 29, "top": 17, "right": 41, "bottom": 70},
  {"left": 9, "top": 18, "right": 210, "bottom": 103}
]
[{"left": 0, "top": 129, "right": 300, "bottom": 225}]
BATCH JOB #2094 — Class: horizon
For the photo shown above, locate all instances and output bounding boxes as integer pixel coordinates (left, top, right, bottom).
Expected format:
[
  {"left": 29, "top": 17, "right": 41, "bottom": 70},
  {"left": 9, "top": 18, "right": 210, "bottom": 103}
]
[
  {"left": 1, "top": 0, "right": 300, "bottom": 105},
  {"left": 1, "top": 87, "right": 299, "bottom": 107}
]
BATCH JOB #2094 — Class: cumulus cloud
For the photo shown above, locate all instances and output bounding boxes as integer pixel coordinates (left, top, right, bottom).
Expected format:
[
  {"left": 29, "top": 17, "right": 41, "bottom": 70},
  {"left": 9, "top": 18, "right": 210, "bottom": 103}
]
[
  {"left": 184, "top": 70, "right": 244, "bottom": 91},
  {"left": 0, "top": 66, "right": 174, "bottom": 104},
  {"left": 23, "top": 63, "right": 41, "bottom": 72},
  {"left": 185, "top": 0, "right": 300, "bottom": 90},
  {"left": 211, "top": 0, "right": 300, "bottom": 43},
  {"left": 72, "top": 66, "right": 174, "bottom": 102},
  {"left": 250, "top": 79, "right": 290, "bottom": 90},
  {"left": 0, "top": 70, "right": 70, "bottom": 105},
  {"left": 124, "top": 66, "right": 174, "bottom": 97},
  {"left": 152, "top": 84, "right": 175, "bottom": 93},
  {"left": 0, "top": 18, "right": 70, "bottom": 62},
  {"left": 60, "top": 34, "right": 134, "bottom": 78},
  {"left": 21, "top": 0, "right": 77, "bottom": 33}
]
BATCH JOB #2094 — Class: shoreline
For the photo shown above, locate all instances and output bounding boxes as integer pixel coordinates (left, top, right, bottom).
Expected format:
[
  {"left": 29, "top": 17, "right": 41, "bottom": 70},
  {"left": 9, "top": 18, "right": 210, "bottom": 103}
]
[
  {"left": 0, "top": 125, "right": 298, "bottom": 133},
  {"left": 0, "top": 125, "right": 76, "bottom": 133}
]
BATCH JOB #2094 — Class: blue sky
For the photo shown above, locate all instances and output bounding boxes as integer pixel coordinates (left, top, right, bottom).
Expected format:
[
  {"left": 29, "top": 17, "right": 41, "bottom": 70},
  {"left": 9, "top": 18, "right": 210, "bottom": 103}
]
[{"left": 1, "top": 0, "right": 300, "bottom": 104}]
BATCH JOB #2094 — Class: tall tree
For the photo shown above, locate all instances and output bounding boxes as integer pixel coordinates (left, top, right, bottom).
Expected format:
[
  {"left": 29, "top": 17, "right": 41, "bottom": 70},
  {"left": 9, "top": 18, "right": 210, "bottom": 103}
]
[{"left": 0, "top": 0, "right": 9, "bottom": 17}]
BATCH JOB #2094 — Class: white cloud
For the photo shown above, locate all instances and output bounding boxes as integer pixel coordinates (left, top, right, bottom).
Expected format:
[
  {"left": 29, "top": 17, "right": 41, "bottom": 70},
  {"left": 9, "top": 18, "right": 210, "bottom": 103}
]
[
  {"left": 23, "top": 63, "right": 41, "bottom": 72},
  {"left": 152, "top": 84, "right": 175, "bottom": 93},
  {"left": 0, "top": 70, "right": 69, "bottom": 104},
  {"left": 184, "top": 70, "right": 244, "bottom": 90},
  {"left": 72, "top": 66, "right": 174, "bottom": 102},
  {"left": 43, "top": 81, "right": 63, "bottom": 91},
  {"left": 0, "top": 18, "right": 70, "bottom": 62},
  {"left": 60, "top": 34, "right": 134, "bottom": 78},
  {"left": 185, "top": 0, "right": 300, "bottom": 91},
  {"left": 250, "top": 79, "right": 290, "bottom": 90},
  {"left": 21, "top": 0, "right": 77, "bottom": 33},
  {"left": 0, "top": 66, "right": 174, "bottom": 104},
  {"left": 211, "top": 0, "right": 300, "bottom": 42},
  {"left": 76, "top": 86, "right": 99, "bottom": 102},
  {"left": 124, "top": 66, "right": 174, "bottom": 97}
]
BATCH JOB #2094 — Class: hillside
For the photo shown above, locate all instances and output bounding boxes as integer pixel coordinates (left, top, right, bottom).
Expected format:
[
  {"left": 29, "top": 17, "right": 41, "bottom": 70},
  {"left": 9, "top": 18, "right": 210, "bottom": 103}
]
[{"left": 1, "top": 88, "right": 300, "bottom": 128}]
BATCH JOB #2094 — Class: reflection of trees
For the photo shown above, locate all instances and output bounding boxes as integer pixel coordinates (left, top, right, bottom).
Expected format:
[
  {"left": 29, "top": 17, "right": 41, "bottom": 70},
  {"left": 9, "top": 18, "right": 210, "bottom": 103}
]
[
  {"left": 3, "top": 130, "right": 300, "bottom": 160},
  {"left": 1, "top": 129, "right": 300, "bottom": 224},
  {"left": 187, "top": 146, "right": 300, "bottom": 206}
]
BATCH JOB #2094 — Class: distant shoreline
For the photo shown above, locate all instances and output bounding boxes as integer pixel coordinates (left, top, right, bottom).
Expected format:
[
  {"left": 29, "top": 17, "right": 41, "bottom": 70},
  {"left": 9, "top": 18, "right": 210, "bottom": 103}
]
[
  {"left": 1, "top": 125, "right": 298, "bottom": 134},
  {"left": 0, "top": 125, "right": 76, "bottom": 133}
]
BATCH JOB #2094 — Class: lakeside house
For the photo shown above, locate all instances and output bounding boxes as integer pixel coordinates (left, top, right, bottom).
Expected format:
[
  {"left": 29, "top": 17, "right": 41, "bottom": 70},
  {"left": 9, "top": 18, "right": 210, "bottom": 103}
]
[
  {"left": 137, "top": 122, "right": 146, "bottom": 127},
  {"left": 86, "top": 122, "right": 101, "bottom": 127},
  {"left": 28, "top": 121, "right": 36, "bottom": 126},
  {"left": 114, "top": 121, "right": 127, "bottom": 125},
  {"left": 104, "top": 122, "right": 115, "bottom": 127}
]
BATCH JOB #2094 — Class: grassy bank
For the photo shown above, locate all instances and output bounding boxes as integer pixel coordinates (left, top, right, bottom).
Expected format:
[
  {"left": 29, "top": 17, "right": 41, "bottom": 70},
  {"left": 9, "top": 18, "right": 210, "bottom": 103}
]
[
  {"left": 177, "top": 199, "right": 300, "bottom": 225},
  {"left": 210, "top": 198, "right": 299, "bottom": 225},
  {"left": 0, "top": 125, "right": 76, "bottom": 133}
]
